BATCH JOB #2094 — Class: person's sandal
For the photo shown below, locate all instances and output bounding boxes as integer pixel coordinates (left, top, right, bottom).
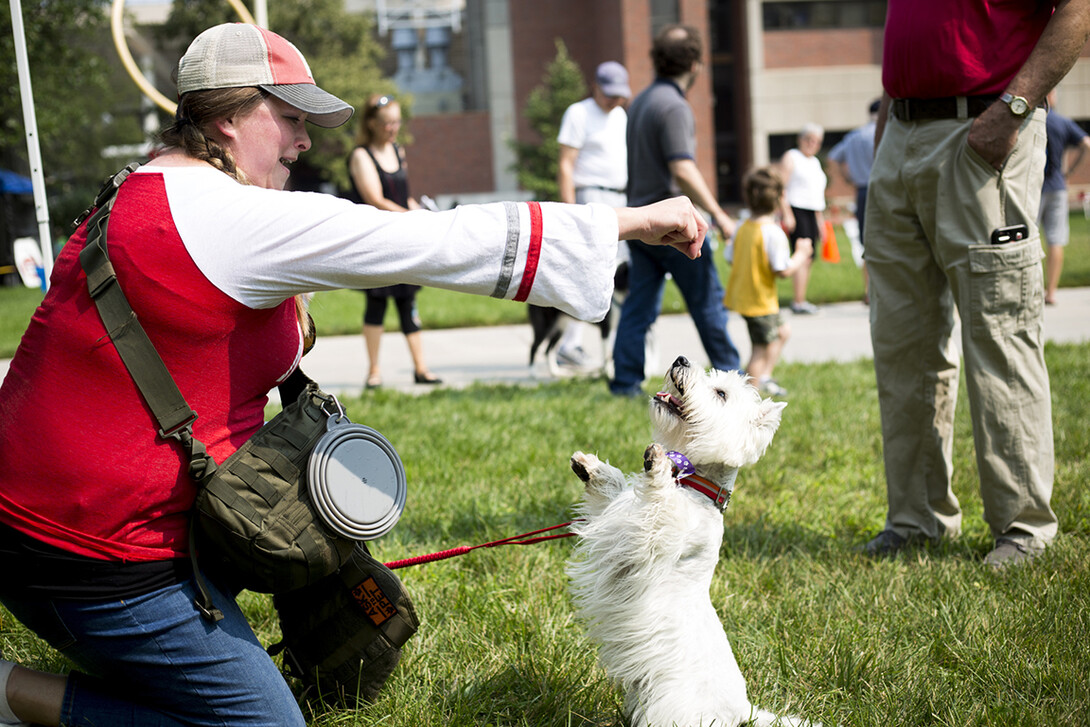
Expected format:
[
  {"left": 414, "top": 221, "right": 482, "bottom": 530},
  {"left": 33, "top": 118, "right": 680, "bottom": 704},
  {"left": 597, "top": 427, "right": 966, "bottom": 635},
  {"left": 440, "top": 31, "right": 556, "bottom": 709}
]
[{"left": 414, "top": 372, "right": 442, "bottom": 385}]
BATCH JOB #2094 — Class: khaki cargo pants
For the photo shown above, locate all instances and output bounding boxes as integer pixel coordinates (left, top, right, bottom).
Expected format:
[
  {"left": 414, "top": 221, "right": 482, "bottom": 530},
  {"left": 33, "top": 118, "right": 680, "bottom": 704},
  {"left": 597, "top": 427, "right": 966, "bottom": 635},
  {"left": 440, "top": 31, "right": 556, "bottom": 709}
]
[{"left": 864, "top": 107, "right": 1057, "bottom": 549}]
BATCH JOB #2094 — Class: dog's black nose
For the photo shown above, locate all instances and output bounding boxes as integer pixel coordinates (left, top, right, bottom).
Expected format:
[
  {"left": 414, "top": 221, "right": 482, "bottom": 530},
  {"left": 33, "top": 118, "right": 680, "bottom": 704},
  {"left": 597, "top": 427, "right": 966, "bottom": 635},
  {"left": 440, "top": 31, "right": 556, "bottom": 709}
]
[{"left": 673, "top": 355, "right": 690, "bottom": 369}]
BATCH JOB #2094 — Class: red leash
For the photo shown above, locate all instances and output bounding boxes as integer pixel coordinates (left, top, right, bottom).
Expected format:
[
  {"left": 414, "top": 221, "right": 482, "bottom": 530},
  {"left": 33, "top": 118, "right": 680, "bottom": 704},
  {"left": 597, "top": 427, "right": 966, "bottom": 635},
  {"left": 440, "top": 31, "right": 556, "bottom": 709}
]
[
  {"left": 384, "top": 521, "right": 577, "bottom": 570},
  {"left": 385, "top": 450, "right": 728, "bottom": 570}
]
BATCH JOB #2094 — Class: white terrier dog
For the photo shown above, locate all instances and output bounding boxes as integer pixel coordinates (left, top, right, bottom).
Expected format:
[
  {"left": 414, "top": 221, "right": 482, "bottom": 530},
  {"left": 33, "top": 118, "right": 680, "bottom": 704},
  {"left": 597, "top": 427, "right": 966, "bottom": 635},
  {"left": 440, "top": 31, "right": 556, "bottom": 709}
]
[{"left": 567, "top": 355, "right": 816, "bottom": 727}]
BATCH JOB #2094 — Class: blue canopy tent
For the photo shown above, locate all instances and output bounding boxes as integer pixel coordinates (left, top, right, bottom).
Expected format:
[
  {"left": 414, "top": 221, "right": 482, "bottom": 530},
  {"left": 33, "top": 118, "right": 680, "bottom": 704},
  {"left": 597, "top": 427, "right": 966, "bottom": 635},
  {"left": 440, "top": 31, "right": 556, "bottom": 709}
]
[
  {"left": 1, "top": 168, "right": 36, "bottom": 285},
  {"left": 0, "top": 169, "right": 34, "bottom": 196}
]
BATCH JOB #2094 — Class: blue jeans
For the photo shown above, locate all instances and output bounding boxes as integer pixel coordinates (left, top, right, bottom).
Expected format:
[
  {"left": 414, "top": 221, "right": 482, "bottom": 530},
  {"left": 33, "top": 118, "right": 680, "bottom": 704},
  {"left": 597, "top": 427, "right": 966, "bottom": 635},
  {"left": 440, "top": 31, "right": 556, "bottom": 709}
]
[
  {"left": 0, "top": 577, "right": 304, "bottom": 726},
  {"left": 609, "top": 234, "right": 740, "bottom": 394}
]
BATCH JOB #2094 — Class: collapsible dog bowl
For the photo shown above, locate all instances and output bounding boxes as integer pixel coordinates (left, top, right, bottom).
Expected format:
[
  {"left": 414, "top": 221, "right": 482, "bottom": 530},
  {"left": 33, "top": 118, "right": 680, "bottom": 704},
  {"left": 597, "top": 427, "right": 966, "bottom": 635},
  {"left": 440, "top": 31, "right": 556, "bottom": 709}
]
[{"left": 307, "top": 418, "right": 407, "bottom": 541}]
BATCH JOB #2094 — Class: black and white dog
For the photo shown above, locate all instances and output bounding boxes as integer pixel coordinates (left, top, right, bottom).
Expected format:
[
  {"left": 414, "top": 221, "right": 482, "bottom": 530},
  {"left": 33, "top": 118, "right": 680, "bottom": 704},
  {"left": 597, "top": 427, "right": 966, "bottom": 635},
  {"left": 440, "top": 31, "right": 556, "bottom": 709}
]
[{"left": 527, "top": 261, "right": 630, "bottom": 378}]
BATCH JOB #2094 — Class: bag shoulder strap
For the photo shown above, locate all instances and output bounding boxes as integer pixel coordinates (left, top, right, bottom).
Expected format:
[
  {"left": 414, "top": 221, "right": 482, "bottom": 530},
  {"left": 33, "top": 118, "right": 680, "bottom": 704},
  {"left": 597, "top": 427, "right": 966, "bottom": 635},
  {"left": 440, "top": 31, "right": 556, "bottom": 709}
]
[
  {"left": 77, "top": 164, "right": 224, "bottom": 621},
  {"left": 76, "top": 164, "right": 217, "bottom": 482}
]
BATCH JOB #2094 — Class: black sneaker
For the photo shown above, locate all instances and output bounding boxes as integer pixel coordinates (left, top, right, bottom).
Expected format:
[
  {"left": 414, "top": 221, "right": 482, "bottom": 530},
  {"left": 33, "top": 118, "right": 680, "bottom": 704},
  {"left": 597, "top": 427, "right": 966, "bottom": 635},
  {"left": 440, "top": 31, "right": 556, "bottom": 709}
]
[{"left": 857, "top": 529, "right": 910, "bottom": 557}]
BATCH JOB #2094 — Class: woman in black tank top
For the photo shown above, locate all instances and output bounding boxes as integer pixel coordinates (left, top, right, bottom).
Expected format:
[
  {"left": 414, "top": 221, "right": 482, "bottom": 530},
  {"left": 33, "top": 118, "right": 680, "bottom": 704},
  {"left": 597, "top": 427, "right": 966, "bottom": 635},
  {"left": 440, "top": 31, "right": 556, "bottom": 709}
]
[{"left": 347, "top": 94, "right": 442, "bottom": 388}]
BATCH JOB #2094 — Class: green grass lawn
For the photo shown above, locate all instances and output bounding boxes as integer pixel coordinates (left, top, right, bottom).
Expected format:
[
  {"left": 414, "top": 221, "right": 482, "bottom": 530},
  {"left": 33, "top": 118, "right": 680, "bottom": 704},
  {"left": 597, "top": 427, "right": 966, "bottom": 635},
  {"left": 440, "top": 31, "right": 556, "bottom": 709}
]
[
  {"left": 2, "top": 343, "right": 1088, "bottom": 725},
  {"left": 4, "top": 216, "right": 1089, "bottom": 356}
]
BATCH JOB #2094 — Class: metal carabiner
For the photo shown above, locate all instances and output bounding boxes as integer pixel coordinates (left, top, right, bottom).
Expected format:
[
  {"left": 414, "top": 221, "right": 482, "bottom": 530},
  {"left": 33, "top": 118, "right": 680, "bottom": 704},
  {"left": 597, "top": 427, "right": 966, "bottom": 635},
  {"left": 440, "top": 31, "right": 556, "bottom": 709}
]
[{"left": 320, "top": 392, "right": 349, "bottom": 429}]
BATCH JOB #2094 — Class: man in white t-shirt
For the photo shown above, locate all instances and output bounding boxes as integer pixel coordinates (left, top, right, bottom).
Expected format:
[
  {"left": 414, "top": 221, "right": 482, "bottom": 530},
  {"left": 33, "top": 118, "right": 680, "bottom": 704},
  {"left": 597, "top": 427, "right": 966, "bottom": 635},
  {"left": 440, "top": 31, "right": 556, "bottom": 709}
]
[
  {"left": 558, "top": 61, "right": 630, "bottom": 206},
  {"left": 555, "top": 61, "right": 631, "bottom": 369}
]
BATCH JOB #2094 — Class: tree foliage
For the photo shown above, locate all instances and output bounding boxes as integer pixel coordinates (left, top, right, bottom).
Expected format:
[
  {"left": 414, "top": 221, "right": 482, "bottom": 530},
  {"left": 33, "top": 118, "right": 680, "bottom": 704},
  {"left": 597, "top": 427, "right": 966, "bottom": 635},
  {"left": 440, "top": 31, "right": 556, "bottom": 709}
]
[
  {"left": 510, "top": 39, "right": 587, "bottom": 201},
  {"left": 2, "top": 0, "right": 146, "bottom": 238}
]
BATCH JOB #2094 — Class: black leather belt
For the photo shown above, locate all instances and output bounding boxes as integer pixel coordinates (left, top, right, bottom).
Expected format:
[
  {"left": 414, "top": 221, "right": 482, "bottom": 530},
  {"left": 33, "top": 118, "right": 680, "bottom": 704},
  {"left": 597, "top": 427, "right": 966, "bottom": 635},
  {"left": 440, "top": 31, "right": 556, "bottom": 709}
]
[{"left": 890, "top": 96, "right": 998, "bottom": 121}]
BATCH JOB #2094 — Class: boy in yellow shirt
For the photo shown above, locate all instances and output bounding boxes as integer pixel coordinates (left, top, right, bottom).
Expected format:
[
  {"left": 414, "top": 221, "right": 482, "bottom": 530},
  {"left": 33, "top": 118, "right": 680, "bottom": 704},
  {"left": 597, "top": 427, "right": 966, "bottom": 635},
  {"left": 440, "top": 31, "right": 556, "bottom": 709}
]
[{"left": 724, "top": 167, "right": 813, "bottom": 397}]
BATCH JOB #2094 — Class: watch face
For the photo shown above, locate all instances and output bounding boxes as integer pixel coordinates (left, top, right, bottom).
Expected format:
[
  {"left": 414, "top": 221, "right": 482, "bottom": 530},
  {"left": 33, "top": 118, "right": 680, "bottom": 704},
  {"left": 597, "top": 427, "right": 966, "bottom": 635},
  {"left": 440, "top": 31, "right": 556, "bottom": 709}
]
[{"left": 1010, "top": 96, "right": 1029, "bottom": 115}]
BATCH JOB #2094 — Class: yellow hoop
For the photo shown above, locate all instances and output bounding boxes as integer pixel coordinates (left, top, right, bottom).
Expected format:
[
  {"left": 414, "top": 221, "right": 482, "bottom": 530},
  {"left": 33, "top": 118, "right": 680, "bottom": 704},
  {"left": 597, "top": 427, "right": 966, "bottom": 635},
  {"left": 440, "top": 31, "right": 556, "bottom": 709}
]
[{"left": 111, "top": 0, "right": 258, "bottom": 115}]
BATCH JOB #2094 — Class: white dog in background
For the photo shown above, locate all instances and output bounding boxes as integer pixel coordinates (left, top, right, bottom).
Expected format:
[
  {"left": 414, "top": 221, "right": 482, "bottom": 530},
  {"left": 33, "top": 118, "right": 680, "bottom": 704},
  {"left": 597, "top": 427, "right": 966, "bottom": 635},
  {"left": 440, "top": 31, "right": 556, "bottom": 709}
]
[{"left": 567, "top": 355, "right": 817, "bottom": 727}]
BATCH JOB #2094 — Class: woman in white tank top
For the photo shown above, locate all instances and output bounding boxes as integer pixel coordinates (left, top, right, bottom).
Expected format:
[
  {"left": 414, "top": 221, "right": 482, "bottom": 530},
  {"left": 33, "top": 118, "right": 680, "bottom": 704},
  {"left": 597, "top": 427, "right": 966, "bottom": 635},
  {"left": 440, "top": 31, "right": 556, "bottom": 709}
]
[{"left": 778, "top": 123, "right": 827, "bottom": 314}]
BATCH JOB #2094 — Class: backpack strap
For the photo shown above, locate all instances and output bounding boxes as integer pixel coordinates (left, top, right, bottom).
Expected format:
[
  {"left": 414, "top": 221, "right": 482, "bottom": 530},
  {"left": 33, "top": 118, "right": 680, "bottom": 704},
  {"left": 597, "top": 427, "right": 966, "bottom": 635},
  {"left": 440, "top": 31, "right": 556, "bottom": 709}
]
[
  {"left": 77, "top": 164, "right": 223, "bottom": 622},
  {"left": 77, "top": 165, "right": 213, "bottom": 472}
]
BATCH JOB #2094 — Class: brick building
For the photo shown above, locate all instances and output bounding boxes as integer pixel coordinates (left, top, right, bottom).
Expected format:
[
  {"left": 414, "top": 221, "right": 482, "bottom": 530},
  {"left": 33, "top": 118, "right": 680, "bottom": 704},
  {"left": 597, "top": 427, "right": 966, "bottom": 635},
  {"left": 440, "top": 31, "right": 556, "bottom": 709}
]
[
  {"left": 368, "top": 0, "right": 889, "bottom": 207},
  {"left": 361, "top": 0, "right": 1090, "bottom": 210}
]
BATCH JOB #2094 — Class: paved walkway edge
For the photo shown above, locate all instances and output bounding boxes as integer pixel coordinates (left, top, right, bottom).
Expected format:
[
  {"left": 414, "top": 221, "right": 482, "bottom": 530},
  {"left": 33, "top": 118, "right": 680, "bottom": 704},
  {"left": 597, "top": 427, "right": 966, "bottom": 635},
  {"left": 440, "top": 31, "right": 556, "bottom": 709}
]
[{"left": 2, "top": 288, "right": 1087, "bottom": 397}]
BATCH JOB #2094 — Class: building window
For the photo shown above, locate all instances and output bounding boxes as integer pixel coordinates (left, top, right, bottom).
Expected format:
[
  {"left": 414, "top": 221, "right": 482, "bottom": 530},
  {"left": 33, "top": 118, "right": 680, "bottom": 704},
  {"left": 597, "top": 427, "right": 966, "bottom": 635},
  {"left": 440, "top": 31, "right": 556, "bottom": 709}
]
[
  {"left": 650, "top": 0, "right": 679, "bottom": 35},
  {"left": 762, "top": 1, "right": 885, "bottom": 30}
]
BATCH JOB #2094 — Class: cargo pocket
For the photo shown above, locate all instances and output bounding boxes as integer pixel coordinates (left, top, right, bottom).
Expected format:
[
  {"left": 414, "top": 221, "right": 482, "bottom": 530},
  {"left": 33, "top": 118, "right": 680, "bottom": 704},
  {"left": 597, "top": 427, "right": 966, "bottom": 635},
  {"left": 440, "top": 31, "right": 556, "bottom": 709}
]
[{"left": 967, "top": 236, "right": 1043, "bottom": 339}]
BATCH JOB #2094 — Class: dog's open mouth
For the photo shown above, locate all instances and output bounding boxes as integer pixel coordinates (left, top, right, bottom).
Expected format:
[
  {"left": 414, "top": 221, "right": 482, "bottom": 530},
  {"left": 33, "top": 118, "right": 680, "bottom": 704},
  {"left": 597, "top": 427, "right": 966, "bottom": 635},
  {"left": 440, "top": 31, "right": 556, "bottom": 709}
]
[{"left": 653, "top": 391, "right": 684, "bottom": 418}]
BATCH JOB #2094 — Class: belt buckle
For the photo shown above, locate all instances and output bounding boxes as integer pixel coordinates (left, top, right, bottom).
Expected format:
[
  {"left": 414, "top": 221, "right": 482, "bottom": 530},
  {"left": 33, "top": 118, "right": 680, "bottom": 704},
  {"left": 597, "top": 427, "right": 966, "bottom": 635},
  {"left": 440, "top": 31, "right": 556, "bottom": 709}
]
[
  {"left": 955, "top": 96, "right": 969, "bottom": 120},
  {"left": 892, "top": 98, "right": 911, "bottom": 122}
]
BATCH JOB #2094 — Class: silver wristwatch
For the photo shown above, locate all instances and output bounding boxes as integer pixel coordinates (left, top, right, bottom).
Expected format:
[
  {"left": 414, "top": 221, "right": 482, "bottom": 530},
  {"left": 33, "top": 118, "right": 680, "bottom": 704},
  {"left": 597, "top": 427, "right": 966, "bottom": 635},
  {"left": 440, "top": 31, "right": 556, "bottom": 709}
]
[{"left": 999, "top": 92, "right": 1031, "bottom": 117}]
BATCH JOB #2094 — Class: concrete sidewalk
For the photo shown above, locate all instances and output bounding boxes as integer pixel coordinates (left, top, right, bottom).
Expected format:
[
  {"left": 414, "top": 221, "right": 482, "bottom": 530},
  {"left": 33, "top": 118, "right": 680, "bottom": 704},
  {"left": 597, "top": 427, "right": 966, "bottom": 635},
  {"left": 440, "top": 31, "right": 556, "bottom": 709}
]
[
  {"left": 283, "top": 286, "right": 1089, "bottom": 396},
  {"left": 2, "top": 287, "right": 1087, "bottom": 397}
]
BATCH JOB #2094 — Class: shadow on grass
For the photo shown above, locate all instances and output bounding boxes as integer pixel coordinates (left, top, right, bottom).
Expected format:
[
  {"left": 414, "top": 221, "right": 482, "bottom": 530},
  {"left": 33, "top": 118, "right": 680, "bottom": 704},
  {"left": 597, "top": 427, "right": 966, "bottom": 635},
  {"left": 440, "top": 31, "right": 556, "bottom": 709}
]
[
  {"left": 390, "top": 489, "right": 582, "bottom": 552},
  {"left": 721, "top": 517, "right": 988, "bottom": 564},
  {"left": 436, "top": 660, "right": 619, "bottom": 727}
]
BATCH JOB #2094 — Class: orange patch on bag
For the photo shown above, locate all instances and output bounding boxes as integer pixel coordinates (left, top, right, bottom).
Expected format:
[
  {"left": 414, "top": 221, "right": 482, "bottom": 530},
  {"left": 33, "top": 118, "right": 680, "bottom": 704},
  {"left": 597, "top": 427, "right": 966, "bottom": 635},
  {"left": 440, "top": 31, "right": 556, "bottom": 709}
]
[{"left": 351, "top": 577, "right": 397, "bottom": 626}]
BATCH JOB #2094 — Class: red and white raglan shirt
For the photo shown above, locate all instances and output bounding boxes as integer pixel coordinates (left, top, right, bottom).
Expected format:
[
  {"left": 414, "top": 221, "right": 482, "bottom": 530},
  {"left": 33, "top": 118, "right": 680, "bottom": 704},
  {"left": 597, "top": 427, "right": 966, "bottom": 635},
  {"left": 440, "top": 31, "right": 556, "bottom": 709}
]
[{"left": 0, "top": 165, "right": 618, "bottom": 577}]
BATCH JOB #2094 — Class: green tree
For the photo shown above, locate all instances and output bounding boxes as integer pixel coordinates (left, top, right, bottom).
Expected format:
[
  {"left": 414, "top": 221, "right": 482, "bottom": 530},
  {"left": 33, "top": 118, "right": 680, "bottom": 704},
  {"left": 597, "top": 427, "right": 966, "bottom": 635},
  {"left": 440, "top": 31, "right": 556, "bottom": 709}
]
[
  {"left": 2, "top": 0, "right": 146, "bottom": 240},
  {"left": 2, "top": 0, "right": 389, "bottom": 239},
  {"left": 510, "top": 39, "right": 587, "bottom": 201}
]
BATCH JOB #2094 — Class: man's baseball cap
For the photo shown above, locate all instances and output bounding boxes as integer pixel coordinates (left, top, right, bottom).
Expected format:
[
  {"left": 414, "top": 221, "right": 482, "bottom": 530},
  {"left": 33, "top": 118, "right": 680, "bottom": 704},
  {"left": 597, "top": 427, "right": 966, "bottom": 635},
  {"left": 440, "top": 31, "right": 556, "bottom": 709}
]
[
  {"left": 596, "top": 61, "right": 631, "bottom": 99},
  {"left": 176, "top": 23, "right": 354, "bottom": 128}
]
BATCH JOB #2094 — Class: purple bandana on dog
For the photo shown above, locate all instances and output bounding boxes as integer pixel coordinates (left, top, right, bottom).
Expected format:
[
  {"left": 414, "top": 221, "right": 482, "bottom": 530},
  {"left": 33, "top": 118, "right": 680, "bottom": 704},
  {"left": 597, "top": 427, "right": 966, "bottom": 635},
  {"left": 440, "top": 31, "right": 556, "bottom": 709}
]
[
  {"left": 666, "top": 450, "right": 694, "bottom": 478},
  {"left": 666, "top": 450, "right": 734, "bottom": 512}
]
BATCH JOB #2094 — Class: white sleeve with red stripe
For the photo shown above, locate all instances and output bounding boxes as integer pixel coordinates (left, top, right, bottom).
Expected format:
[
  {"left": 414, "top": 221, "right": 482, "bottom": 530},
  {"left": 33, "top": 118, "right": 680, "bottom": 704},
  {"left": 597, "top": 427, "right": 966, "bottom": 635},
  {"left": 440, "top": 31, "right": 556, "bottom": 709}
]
[{"left": 156, "top": 167, "right": 620, "bottom": 322}]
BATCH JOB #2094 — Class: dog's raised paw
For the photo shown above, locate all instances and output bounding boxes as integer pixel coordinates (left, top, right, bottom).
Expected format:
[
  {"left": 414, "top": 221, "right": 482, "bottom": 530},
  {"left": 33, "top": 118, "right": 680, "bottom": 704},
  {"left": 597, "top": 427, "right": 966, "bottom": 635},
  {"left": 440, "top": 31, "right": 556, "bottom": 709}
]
[
  {"left": 643, "top": 442, "right": 665, "bottom": 472},
  {"left": 571, "top": 451, "right": 598, "bottom": 483}
]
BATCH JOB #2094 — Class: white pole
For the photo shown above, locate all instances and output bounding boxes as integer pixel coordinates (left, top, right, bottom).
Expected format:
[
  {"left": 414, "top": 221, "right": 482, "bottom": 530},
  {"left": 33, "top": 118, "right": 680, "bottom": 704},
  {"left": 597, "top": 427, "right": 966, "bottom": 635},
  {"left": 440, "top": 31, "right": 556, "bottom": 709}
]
[
  {"left": 9, "top": 0, "right": 54, "bottom": 289},
  {"left": 254, "top": 0, "right": 268, "bottom": 28}
]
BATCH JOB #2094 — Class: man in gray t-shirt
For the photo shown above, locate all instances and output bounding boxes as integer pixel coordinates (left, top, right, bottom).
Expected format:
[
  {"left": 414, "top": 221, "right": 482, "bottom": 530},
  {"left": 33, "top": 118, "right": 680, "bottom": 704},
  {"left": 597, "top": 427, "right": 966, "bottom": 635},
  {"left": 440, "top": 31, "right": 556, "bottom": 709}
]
[
  {"left": 609, "top": 24, "right": 740, "bottom": 396},
  {"left": 626, "top": 80, "right": 695, "bottom": 207}
]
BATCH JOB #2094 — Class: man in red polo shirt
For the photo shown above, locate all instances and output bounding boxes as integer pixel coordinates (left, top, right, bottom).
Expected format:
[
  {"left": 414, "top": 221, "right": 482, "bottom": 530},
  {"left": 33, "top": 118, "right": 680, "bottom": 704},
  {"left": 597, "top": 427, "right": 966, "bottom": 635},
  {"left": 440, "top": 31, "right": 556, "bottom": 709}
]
[{"left": 860, "top": 0, "right": 1090, "bottom": 567}]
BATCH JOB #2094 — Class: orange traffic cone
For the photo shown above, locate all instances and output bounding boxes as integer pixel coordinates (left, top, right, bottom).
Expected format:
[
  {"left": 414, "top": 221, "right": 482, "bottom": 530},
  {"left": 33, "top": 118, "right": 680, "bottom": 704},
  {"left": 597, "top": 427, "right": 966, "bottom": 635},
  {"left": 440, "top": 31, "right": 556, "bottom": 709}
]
[{"left": 821, "top": 220, "right": 840, "bottom": 263}]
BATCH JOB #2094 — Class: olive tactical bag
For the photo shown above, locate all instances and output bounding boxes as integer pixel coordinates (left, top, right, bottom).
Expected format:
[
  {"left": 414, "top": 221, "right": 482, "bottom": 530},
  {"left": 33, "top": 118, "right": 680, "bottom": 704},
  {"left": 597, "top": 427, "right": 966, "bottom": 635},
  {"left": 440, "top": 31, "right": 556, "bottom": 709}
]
[
  {"left": 192, "top": 376, "right": 358, "bottom": 596},
  {"left": 270, "top": 542, "right": 420, "bottom": 707}
]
